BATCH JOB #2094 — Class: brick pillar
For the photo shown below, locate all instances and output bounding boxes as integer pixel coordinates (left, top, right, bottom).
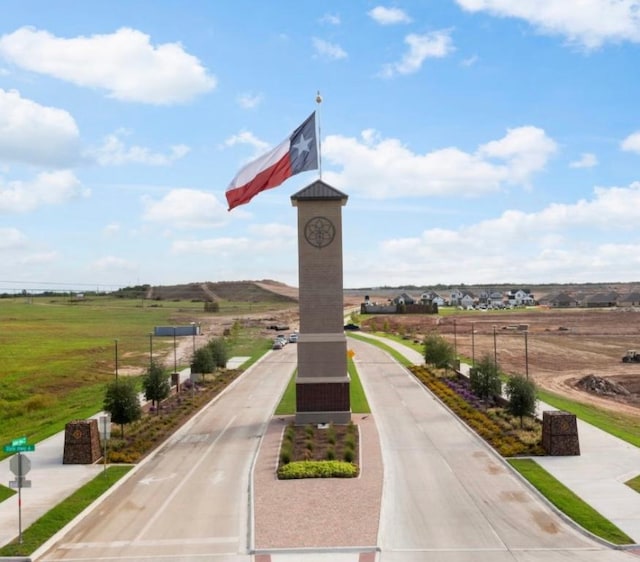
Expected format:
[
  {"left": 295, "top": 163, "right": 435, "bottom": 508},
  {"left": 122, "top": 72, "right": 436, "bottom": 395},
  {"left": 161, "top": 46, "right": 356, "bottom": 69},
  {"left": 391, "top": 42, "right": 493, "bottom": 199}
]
[
  {"left": 291, "top": 181, "right": 351, "bottom": 425},
  {"left": 542, "top": 411, "right": 580, "bottom": 456}
]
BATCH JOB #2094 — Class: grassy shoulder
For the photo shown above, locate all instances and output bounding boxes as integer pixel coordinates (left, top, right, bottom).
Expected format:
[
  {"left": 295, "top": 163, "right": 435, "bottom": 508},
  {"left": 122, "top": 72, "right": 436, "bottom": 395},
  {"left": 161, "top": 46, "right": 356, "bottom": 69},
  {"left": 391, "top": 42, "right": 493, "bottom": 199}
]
[
  {"left": 275, "top": 355, "right": 371, "bottom": 415},
  {"left": 0, "top": 465, "right": 133, "bottom": 557},
  {"left": 0, "top": 484, "right": 16, "bottom": 503},
  {"left": 509, "top": 458, "right": 633, "bottom": 545}
]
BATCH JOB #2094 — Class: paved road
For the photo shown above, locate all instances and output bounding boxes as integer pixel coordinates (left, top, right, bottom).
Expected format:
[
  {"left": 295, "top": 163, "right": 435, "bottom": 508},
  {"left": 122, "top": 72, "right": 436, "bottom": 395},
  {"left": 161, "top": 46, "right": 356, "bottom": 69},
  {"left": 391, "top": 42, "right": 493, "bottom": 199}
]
[
  {"left": 349, "top": 337, "right": 638, "bottom": 561},
  {"left": 35, "top": 346, "right": 297, "bottom": 562},
  {"left": 32, "top": 337, "right": 640, "bottom": 562}
]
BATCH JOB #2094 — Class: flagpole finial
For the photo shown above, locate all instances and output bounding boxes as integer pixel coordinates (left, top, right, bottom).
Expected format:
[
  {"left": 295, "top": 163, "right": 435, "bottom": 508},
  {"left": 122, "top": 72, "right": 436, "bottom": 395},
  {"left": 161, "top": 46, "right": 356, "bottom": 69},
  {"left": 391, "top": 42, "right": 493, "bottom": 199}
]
[{"left": 316, "top": 91, "right": 322, "bottom": 104}]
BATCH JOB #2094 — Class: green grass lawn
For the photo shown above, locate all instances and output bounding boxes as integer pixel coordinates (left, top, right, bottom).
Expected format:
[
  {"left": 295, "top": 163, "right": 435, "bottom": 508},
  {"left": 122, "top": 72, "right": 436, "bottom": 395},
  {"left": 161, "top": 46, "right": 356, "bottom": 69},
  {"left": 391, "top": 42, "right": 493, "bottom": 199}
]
[
  {"left": 0, "top": 484, "right": 16, "bottom": 504},
  {"left": 275, "top": 355, "right": 371, "bottom": 415},
  {"left": 626, "top": 474, "right": 640, "bottom": 493},
  {"left": 508, "top": 458, "right": 633, "bottom": 545},
  {"left": 0, "top": 296, "right": 290, "bottom": 459},
  {"left": 0, "top": 465, "right": 133, "bottom": 557}
]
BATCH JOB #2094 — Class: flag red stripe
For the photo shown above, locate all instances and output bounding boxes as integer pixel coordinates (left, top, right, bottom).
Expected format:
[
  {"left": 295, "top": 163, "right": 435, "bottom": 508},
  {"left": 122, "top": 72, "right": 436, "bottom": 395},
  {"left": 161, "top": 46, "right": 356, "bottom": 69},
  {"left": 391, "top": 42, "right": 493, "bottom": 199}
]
[{"left": 225, "top": 153, "right": 293, "bottom": 210}]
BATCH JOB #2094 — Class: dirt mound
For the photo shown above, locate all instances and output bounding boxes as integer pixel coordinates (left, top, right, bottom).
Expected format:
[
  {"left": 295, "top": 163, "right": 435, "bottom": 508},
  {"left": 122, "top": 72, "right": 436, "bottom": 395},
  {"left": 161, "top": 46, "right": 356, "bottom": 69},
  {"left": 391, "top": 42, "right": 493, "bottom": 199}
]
[{"left": 575, "top": 374, "right": 631, "bottom": 398}]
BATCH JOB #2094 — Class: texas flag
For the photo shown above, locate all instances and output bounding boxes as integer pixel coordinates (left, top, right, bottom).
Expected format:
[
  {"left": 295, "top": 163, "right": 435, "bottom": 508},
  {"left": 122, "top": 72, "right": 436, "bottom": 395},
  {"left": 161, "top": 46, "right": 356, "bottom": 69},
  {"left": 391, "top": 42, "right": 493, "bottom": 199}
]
[{"left": 225, "top": 112, "right": 318, "bottom": 211}]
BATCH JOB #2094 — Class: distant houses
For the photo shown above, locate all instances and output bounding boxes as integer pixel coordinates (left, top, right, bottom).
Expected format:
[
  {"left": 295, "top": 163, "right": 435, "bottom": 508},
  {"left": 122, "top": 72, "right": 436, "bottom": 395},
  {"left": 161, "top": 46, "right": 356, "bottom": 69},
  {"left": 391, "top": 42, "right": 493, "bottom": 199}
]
[{"left": 360, "top": 286, "right": 640, "bottom": 313}]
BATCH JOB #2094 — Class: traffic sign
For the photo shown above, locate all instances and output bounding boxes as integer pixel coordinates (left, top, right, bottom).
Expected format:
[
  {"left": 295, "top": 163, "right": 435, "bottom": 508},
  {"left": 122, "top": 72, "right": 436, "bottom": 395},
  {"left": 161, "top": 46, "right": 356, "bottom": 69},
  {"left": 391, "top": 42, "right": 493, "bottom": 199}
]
[
  {"left": 11, "top": 436, "right": 27, "bottom": 447},
  {"left": 3, "top": 444, "right": 35, "bottom": 453},
  {"left": 9, "top": 478, "right": 31, "bottom": 489},
  {"left": 9, "top": 454, "right": 31, "bottom": 477}
]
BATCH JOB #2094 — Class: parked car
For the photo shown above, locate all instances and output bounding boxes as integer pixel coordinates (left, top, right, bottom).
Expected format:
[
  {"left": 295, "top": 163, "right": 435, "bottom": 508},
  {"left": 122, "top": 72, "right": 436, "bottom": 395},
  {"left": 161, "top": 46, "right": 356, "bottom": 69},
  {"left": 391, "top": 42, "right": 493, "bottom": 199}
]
[
  {"left": 288, "top": 333, "right": 298, "bottom": 343},
  {"left": 344, "top": 323, "right": 361, "bottom": 331},
  {"left": 272, "top": 340, "right": 284, "bottom": 350}
]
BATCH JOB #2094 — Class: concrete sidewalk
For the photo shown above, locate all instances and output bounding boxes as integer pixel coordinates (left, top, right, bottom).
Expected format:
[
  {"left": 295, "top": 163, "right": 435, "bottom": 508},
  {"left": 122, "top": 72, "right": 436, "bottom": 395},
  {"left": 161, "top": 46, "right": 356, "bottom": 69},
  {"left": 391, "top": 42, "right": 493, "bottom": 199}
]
[{"left": 353, "top": 332, "right": 640, "bottom": 544}]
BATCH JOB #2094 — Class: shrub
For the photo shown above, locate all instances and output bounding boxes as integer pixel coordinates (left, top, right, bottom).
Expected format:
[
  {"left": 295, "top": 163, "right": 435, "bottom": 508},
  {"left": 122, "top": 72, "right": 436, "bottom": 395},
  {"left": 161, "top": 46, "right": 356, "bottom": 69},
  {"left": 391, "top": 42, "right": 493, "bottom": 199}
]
[
  {"left": 505, "top": 374, "right": 538, "bottom": 427},
  {"left": 469, "top": 354, "right": 502, "bottom": 401},
  {"left": 278, "top": 460, "right": 358, "bottom": 479},
  {"left": 423, "top": 334, "right": 454, "bottom": 368}
]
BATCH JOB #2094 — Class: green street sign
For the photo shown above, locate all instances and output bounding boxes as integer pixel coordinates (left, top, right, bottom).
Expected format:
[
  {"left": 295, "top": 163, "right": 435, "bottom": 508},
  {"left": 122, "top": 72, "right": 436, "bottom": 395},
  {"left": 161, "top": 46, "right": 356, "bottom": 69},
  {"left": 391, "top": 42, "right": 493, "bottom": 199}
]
[
  {"left": 11, "top": 436, "right": 27, "bottom": 447},
  {"left": 3, "top": 444, "right": 35, "bottom": 453}
]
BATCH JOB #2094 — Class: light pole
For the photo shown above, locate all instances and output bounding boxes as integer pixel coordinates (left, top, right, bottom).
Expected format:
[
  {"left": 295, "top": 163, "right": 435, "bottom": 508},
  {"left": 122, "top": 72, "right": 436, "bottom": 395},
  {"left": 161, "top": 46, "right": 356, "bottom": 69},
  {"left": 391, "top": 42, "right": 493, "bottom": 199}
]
[
  {"left": 173, "top": 327, "right": 177, "bottom": 374},
  {"left": 148, "top": 332, "right": 153, "bottom": 366},
  {"left": 190, "top": 322, "right": 196, "bottom": 355},
  {"left": 453, "top": 319, "right": 457, "bottom": 358},
  {"left": 471, "top": 322, "right": 475, "bottom": 367},
  {"left": 493, "top": 325, "right": 497, "bottom": 368},
  {"left": 525, "top": 330, "right": 529, "bottom": 380},
  {"left": 114, "top": 339, "right": 119, "bottom": 382}
]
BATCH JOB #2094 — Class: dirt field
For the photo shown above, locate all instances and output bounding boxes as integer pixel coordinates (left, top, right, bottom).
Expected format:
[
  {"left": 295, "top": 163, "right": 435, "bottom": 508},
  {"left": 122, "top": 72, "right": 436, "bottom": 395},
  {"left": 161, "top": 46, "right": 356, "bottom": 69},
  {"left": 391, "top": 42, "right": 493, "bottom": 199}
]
[
  {"left": 362, "top": 307, "right": 640, "bottom": 419},
  {"left": 162, "top": 279, "right": 640, "bottom": 422}
]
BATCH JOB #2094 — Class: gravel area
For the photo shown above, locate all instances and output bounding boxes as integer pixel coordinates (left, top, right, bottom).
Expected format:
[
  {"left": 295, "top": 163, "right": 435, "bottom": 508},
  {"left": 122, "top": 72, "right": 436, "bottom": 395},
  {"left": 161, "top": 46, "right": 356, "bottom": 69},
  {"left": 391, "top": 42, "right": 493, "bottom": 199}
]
[{"left": 252, "top": 414, "right": 383, "bottom": 551}]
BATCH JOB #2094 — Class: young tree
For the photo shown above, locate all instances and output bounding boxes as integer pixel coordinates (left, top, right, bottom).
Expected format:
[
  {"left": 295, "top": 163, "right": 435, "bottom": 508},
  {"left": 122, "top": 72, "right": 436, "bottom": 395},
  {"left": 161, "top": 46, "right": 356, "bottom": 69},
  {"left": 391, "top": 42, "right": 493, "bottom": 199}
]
[
  {"left": 103, "top": 378, "right": 142, "bottom": 438},
  {"left": 207, "top": 337, "right": 228, "bottom": 369},
  {"left": 505, "top": 374, "right": 537, "bottom": 427},
  {"left": 191, "top": 346, "right": 215, "bottom": 380},
  {"left": 470, "top": 354, "right": 502, "bottom": 401},
  {"left": 142, "top": 360, "right": 170, "bottom": 413},
  {"left": 423, "top": 334, "right": 454, "bottom": 368}
]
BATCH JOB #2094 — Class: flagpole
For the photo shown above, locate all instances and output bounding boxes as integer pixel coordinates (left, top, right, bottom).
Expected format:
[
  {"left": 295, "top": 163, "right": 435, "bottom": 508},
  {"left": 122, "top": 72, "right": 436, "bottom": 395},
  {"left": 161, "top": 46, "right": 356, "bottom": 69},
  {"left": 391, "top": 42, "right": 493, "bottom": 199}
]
[{"left": 315, "top": 90, "right": 323, "bottom": 180}]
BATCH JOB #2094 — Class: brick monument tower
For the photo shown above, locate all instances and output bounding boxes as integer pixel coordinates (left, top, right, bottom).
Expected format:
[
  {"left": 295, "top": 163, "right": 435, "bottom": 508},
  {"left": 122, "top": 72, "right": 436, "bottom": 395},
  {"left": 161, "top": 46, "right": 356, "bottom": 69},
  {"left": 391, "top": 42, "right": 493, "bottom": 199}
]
[{"left": 291, "top": 180, "right": 351, "bottom": 425}]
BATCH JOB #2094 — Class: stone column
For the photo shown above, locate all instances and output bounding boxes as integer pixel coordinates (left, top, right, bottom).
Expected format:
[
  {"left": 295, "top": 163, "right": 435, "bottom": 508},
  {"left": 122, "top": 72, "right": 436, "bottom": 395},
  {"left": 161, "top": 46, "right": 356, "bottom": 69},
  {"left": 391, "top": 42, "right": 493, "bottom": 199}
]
[{"left": 291, "top": 180, "right": 351, "bottom": 425}]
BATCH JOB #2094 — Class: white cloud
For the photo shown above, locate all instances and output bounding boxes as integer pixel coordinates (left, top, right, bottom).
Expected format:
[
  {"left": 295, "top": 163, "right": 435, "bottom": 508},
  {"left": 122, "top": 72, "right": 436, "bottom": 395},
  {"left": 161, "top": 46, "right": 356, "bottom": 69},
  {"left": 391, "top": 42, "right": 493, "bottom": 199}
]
[
  {"left": 0, "top": 170, "right": 88, "bottom": 213},
  {"left": 569, "top": 153, "right": 598, "bottom": 168},
  {"left": 0, "top": 27, "right": 216, "bottom": 104},
  {"left": 461, "top": 54, "right": 479, "bottom": 66},
  {"left": 380, "top": 30, "right": 454, "bottom": 77},
  {"left": 456, "top": 0, "right": 640, "bottom": 49},
  {"left": 103, "top": 223, "right": 121, "bottom": 237},
  {"left": 320, "top": 13, "right": 341, "bottom": 25},
  {"left": 223, "top": 130, "right": 271, "bottom": 160},
  {"left": 621, "top": 131, "right": 640, "bottom": 153},
  {"left": 0, "top": 227, "right": 27, "bottom": 249},
  {"left": 237, "top": 92, "right": 263, "bottom": 109},
  {"left": 87, "top": 131, "right": 190, "bottom": 166},
  {"left": 372, "top": 181, "right": 640, "bottom": 284},
  {"left": 322, "top": 125, "right": 557, "bottom": 198},
  {"left": 312, "top": 38, "right": 348, "bottom": 60},
  {"left": 478, "top": 126, "right": 558, "bottom": 184},
  {"left": 368, "top": 6, "right": 412, "bottom": 25},
  {"left": 0, "top": 89, "right": 79, "bottom": 167},
  {"left": 248, "top": 223, "right": 296, "bottom": 238},
  {"left": 142, "top": 188, "right": 229, "bottom": 229}
]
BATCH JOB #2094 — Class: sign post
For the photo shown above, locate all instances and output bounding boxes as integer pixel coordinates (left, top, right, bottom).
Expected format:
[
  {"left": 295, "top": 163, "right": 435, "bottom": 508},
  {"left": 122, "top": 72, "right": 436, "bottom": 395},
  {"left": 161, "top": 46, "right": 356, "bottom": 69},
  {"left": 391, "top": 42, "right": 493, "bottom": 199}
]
[{"left": 5, "top": 437, "right": 35, "bottom": 544}]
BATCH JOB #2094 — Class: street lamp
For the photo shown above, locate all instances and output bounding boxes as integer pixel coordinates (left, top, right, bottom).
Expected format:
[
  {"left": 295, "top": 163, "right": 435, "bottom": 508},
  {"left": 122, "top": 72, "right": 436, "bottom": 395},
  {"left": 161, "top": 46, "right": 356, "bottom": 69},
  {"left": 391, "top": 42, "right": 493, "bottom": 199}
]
[
  {"left": 453, "top": 319, "right": 457, "bottom": 358},
  {"left": 173, "top": 327, "right": 177, "bottom": 374},
  {"left": 114, "top": 339, "right": 119, "bottom": 382},
  {"left": 471, "top": 322, "right": 475, "bottom": 367},
  {"left": 493, "top": 325, "right": 497, "bottom": 368},
  {"left": 148, "top": 332, "right": 153, "bottom": 366},
  {"left": 190, "top": 322, "right": 196, "bottom": 355},
  {"left": 525, "top": 330, "right": 529, "bottom": 380}
]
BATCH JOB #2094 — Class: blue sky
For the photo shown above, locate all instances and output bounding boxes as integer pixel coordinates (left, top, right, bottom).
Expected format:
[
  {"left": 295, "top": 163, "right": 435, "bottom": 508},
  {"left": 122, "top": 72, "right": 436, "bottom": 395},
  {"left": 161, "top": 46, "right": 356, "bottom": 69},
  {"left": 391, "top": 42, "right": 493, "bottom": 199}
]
[{"left": 1, "top": 1, "right": 640, "bottom": 292}]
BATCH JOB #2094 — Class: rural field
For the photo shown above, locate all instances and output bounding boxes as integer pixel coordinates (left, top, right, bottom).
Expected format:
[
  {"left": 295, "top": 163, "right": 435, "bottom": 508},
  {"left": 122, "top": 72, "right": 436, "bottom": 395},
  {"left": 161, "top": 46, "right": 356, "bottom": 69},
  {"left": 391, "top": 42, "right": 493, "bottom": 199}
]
[
  {"left": 0, "top": 281, "right": 299, "bottom": 455},
  {"left": 2, "top": 280, "right": 640, "bottom": 457}
]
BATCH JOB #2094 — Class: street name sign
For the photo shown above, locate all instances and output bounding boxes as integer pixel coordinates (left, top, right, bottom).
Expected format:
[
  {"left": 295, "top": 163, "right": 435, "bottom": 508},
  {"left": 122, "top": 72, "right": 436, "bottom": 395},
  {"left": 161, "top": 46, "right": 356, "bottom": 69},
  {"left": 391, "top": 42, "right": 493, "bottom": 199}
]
[{"left": 3, "top": 444, "right": 35, "bottom": 453}]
